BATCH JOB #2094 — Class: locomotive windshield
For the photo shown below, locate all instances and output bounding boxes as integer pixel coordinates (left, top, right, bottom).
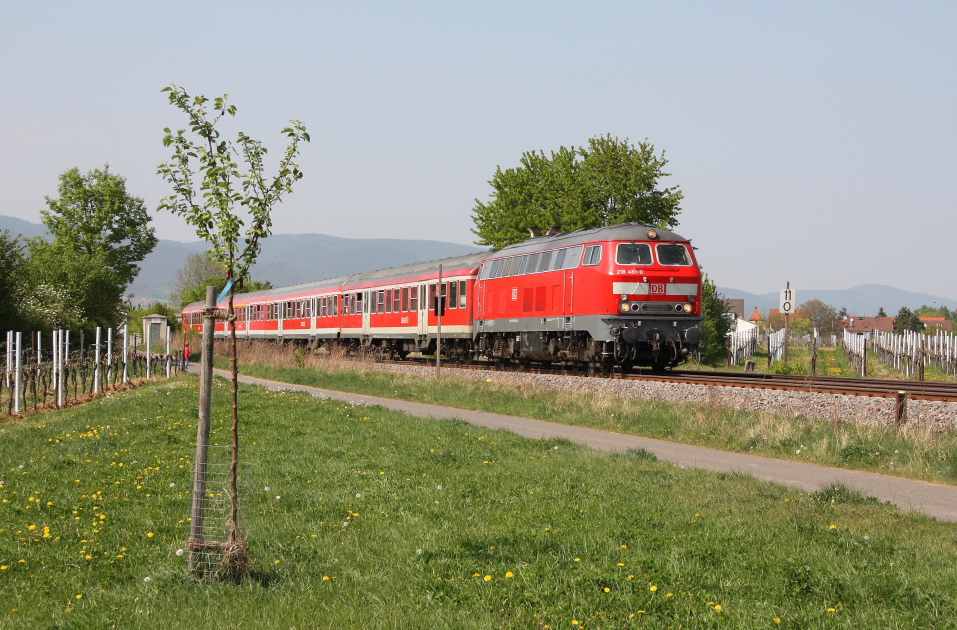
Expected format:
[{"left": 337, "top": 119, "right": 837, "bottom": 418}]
[
  {"left": 616, "top": 243, "right": 653, "bottom": 265},
  {"left": 655, "top": 243, "right": 693, "bottom": 266}
]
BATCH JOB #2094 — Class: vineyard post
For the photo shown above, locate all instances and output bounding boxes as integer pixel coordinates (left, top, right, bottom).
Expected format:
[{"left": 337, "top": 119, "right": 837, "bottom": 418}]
[
  {"left": 107, "top": 328, "right": 113, "bottom": 383},
  {"left": 94, "top": 327, "right": 101, "bottom": 395},
  {"left": 5, "top": 331, "right": 11, "bottom": 388},
  {"left": 189, "top": 286, "right": 216, "bottom": 575},
  {"left": 36, "top": 331, "right": 41, "bottom": 365},
  {"left": 123, "top": 324, "right": 129, "bottom": 384},
  {"left": 166, "top": 332, "right": 171, "bottom": 378},
  {"left": 14, "top": 332, "right": 21, "bottom": 415},
  {"left": 862, "top": 338, "right": 867, "bottom": 377},
  {"left": 145, "top": 322, "right": 152, "bottom": 379}
]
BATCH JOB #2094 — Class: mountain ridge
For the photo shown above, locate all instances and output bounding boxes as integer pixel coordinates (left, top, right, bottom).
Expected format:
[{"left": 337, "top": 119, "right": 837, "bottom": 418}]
[{"left": 3, "top": 215, "right": 953, "bottom": 313}]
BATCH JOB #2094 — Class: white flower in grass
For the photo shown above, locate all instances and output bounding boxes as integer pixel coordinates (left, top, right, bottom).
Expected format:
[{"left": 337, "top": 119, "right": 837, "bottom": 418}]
[
  {"left": 144, "top": 577, "right": 151, "bottom": 583},
  {"left": 176, "top": 549, "right": 184, "bottom": 557}
]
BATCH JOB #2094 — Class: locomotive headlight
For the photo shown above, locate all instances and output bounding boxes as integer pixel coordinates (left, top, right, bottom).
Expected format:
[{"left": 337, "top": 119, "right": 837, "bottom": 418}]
[
  {"left": 647, "top": 229, "right": 658, "bottom": 239},
  {"left": 620, "top": 303, "right": 631, "bottom": 313},
  {"left": 682, "top": 303, "right": 693, "bottom": 313}
]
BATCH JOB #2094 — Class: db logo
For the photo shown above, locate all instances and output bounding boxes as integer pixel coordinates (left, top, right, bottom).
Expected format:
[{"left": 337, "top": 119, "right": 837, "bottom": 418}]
[
  {"left": 511, "top": 288, "right": 519, "bottom": 301},
  {"left": 650, "top": 283, "right": 665, "bottom": 295}
]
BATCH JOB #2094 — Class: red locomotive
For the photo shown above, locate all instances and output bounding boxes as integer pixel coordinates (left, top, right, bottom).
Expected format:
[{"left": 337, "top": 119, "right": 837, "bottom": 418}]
[{"left": 182, "top": 223, "right": 703, "bottom": 371}]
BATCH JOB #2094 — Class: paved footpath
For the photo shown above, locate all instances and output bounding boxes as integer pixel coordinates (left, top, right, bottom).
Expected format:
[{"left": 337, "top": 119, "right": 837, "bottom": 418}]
[{"left": 216, "top": 368, "right": 957, "bottom": 523}]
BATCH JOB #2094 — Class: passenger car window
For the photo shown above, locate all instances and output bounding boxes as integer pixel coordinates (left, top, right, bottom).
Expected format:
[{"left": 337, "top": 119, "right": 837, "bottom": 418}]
[
  {"left": 616, "top": 243, "right": 652, "bottom": 265},
  {"left": 656, "top": 243, "right": 693, "bottom": 266}
]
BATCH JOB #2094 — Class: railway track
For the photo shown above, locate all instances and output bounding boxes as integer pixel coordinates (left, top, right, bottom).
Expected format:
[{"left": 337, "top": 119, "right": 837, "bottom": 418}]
[
  {"left": 634, "top": 369, "right": 957, "bottom": 403},
  {"left": 390, "top": 357, "right": 957, "bottom": 403}
]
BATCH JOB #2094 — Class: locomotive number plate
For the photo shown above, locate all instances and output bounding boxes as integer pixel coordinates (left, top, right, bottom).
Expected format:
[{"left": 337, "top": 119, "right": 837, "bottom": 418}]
[{"left": 650, "top": 283, "right": 666, "bottom": 295}]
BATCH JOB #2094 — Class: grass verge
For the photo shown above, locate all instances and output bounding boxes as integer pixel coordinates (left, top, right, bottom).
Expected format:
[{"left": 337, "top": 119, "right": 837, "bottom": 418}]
[
  {"left": 215, "top": 344, "right": 957, "bottom": 486},
  {"left": 1, "top": 375, "right": 956, "bottom": 628}
]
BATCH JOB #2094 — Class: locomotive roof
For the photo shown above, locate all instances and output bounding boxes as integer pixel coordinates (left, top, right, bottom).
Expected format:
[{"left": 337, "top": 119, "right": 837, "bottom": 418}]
[{"left": 492, "top": 223, "right": 690, "bottom": 258}]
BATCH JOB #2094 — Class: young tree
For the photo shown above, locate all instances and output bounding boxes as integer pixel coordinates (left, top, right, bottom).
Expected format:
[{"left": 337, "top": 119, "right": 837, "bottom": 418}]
[
  {"left": 158, "top": 85, "right": 308, "bottom": 579},
  {"left": 42, "top": 166, "right": 158, "bottom": 288},
  {"left": 169, "top": 252, "right": 222, "bottom": 307},
  {"left": 472, "top": 135, "right": 682, "bottom": 249},
  {"left": 798, "top": 299, "right": 838, "bottom": 337}
]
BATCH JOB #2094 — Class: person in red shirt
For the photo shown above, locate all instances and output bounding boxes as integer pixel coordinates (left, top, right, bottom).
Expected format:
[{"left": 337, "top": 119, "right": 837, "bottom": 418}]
[{"left": 183, "top": 343, "right": 191, "bottom": 371}]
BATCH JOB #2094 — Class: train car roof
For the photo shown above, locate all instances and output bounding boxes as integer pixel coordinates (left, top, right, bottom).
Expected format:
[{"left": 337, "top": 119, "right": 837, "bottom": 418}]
[
  {"left": 183, "top": 251, "right": 488, "bottom": 309},
  {"left": 490, "top": 223, "right": 690, "bottom": 258}
]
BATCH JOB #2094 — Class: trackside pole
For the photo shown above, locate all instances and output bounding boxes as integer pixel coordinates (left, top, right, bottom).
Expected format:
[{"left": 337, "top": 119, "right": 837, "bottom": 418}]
[
  {"left": 436, "top": 264, "right": 443, "bottom": 377},
  {"left": 107, "top": 328, "right": 113, "bottom": 383},
  {"left": 189, "top": 286, "right": 216, "bottom": 574}
]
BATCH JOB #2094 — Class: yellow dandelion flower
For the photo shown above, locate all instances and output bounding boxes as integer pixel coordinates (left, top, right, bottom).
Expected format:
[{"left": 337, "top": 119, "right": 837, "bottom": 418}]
[
  {"left": 147, "top": 532, "right": 154, "bottom": 538},
  {"left": 774, "top": 619, "right": 782, "bottom": 624},
  {"left": 715, "top": 605, "right": 723, "bottom": 611},
  {"left": 604, "top": 587, "right": 611, "bottom": 593},
  {"left": 650, "top": 585, "right": 658, "bottom": 592},
  {"left": 484, "top": 575, "right": 492, "bottom": 582},
  {"left": 505, "top": 571, "right": 514, "bottom": 578},
  {"left": 322, "top": 576, "right": 330, "bottom": 581},
  {"left": 829, "top": 524, "right": 837, "bottom": 530}
]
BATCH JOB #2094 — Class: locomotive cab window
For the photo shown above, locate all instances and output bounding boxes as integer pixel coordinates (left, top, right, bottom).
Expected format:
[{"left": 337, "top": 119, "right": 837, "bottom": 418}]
[
  {"left": 616, "top": 243, "right": 653, "bottom": 265},
  {"left": 655, "top": 243, "right": 693, "bottom": 266},
  {"left": 583, "top": 245, "right": 602, "bottom": 266}
]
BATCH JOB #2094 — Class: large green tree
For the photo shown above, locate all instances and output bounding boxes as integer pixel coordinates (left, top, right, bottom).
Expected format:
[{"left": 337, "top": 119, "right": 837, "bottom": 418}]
[
  {"left": 20, "top": 239, "right": 123, "bottom": 332},
  {"left": 42, "top": 165, "right": 158, "bottom": 287},
  {"left": 472, "top": 134, "right": 683, "bottom": 249},
  {"left": 893, "top": 307, "right": 925, "bottom": 333},
  {"left": 699, "top": 273, "right": 732, "bottom": 365},
  {"left": 0, "top": 230, "right": 27, "bottom": 331}
]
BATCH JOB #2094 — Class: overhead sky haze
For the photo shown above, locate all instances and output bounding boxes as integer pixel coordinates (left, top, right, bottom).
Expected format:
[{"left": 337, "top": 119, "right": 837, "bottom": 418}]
[{"left": 2, "top": 2, "right": 954, "bottom": 297}]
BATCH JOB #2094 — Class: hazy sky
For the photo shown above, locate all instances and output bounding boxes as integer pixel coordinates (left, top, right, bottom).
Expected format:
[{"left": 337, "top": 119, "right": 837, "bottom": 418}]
[{"left": 2, "top": 2, "right": 954, "bottom": 297}]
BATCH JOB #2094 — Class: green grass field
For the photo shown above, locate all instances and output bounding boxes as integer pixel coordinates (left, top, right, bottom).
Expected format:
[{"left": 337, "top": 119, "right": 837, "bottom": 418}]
[{"left": 2, "top": 374, "right": 957, "bottom": 629}]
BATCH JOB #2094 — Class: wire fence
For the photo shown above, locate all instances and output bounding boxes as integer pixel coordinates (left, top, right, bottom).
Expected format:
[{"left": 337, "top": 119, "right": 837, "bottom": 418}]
[
  {"left": 843, "top": 328, "right": 957, "bottom": 379},
  {"left": 727, "top": 327, "right": 758, "bottom": 366},
  {"left": 2, "top": 327, "right": 186, "bottom": 416}
]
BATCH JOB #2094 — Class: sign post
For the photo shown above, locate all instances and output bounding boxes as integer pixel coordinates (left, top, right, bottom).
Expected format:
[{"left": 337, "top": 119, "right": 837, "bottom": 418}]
[{"left": 779, "top": 282, "right": 796, "bottom": 363}]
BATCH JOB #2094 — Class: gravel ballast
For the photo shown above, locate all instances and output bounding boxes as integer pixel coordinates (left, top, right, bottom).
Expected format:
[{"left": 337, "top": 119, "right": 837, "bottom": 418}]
[{"left": 355, "top": 362, "right": 957, "bottom": 432}]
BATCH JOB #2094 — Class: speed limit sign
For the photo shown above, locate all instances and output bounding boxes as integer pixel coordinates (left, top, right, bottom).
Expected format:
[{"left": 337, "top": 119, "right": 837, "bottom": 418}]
[{"left": 780, "top": 283, "right": 796, "bottom": 314}]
